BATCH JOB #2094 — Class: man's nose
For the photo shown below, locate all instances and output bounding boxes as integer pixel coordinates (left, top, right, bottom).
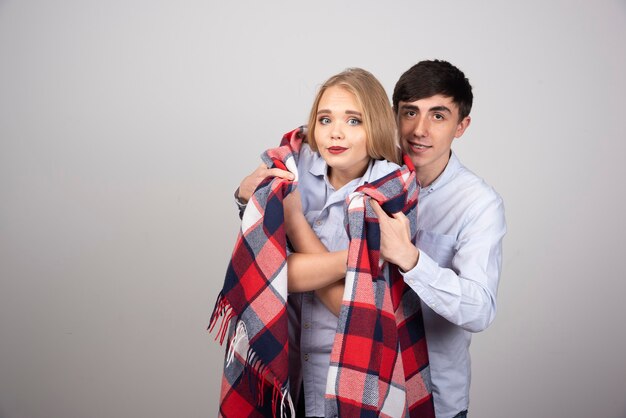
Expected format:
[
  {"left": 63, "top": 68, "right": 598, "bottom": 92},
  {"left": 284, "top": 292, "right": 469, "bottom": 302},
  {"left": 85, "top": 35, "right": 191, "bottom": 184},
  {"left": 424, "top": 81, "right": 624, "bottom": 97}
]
[{"left": 413, "top": 117, "right": 428, "bottom": 137}]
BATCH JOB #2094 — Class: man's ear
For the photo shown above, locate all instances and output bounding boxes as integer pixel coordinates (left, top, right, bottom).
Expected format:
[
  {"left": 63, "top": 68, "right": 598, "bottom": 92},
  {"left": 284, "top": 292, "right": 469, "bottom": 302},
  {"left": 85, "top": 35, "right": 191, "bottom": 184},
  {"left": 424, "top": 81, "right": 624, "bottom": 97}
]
[{"left": 455, "top": 116, "right": 471, "bottom": 138}]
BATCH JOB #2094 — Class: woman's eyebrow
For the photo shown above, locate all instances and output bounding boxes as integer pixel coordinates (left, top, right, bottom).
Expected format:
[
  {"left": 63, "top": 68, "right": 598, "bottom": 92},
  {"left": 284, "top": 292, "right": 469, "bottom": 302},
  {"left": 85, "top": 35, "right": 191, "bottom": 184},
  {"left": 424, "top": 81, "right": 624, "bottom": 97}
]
[{"left": 316, "top": 109, "right": 362, "bottom": 116}]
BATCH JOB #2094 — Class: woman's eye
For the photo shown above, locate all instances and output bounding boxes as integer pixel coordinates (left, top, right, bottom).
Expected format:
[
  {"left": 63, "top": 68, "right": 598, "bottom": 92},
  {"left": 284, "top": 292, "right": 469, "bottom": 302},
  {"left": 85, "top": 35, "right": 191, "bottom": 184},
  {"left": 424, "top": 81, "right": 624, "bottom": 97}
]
[
  {"left": 347, "top": 118, "right": 361, "bottom": 126},
  {"left": 318, "top": 117, "right": 331, "bottom": 125}
]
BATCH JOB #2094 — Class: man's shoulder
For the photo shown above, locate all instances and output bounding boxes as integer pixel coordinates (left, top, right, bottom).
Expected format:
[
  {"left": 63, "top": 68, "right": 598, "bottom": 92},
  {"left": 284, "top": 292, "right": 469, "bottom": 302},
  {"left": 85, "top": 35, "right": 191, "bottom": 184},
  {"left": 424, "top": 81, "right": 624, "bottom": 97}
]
[
  {"left": 455, "top": 163, "right": 500, "bottom": 194},
  {"left": 447, "top": 159, "right": 504, "bottom": 212},
  {"left": 433, "top": 157, "right": 507, "bottom": 237}
]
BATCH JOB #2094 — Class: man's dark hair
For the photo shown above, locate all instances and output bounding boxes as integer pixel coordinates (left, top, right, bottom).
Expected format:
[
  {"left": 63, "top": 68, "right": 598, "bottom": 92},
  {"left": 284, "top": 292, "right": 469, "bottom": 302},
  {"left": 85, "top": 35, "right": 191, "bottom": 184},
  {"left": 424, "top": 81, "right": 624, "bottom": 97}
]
[{"left": 392, "top": 59, "right": 473, "bottom": 121}]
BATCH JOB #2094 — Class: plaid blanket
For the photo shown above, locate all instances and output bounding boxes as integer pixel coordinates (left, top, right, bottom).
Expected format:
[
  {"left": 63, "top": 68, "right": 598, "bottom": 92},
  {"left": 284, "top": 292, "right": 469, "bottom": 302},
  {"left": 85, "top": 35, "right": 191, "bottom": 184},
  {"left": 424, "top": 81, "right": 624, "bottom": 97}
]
[
  {"left": 210, "top": 127, "right": 434, "bottom": 417},
  {"left": 325, "top": 152, "right": 434, "bottom": 417}
]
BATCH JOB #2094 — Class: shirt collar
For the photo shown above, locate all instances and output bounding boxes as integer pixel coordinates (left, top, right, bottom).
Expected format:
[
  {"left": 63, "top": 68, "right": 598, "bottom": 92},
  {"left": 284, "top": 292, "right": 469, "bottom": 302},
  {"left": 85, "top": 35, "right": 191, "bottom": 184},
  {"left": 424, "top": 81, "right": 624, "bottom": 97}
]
[
  {"left": 309, "top": 155, "right": 376, "bottom": 191},
  {"left": 309, "top": 153, "right": 327, "bottom": 178}
]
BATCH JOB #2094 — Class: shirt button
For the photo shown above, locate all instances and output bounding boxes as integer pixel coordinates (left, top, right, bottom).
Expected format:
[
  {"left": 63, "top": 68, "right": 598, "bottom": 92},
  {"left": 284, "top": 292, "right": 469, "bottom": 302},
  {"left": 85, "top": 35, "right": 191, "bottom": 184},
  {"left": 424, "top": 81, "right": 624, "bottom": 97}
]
[
  {"left": 303, "top": 354, "right": 309, "bottom": 361},
  {"left": 315, "top": 220, "right": 322, "bottom": 226},
  {"left": 303, "top": 322, "right": 311, "bottom": 329}
]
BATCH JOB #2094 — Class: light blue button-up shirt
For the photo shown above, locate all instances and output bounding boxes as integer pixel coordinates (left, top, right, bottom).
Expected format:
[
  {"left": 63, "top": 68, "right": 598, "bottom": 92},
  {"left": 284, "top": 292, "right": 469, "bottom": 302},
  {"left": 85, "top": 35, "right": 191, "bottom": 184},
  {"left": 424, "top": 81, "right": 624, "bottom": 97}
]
[
  {"left": 401, "top": 151, "right": 506, "bottom": 418},
  {"left": 287, "top": 144, "right": 400, "bottom": 417}
]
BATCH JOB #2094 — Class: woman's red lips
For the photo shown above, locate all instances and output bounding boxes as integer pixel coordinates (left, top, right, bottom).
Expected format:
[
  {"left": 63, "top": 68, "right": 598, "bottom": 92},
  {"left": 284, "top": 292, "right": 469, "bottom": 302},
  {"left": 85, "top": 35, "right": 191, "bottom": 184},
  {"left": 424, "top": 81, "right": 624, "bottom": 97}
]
[{"left": 328, "top": 146, "right": 347, "bottom": 154}]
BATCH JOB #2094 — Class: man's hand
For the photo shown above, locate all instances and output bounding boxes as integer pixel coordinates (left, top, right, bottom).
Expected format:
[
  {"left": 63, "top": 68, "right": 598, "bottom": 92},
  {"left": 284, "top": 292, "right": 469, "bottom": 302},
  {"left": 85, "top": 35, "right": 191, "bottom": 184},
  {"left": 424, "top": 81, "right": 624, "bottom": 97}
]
[
  {"left": 237, "top": 163, "right": 294, "bottom": 203},
  {"left": 370, "top": 199, "right": 420, "bottom": 272},
  {"left": 283, "top": 189, "right": 303, "bottom": 220}
]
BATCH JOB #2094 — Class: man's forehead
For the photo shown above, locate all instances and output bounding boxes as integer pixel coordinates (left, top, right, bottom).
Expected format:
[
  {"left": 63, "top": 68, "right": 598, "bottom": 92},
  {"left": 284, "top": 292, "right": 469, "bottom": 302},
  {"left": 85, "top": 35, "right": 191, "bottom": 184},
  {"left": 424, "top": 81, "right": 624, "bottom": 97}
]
[{"left": 399, "top": 95, "right": 459, "bottom": 111}]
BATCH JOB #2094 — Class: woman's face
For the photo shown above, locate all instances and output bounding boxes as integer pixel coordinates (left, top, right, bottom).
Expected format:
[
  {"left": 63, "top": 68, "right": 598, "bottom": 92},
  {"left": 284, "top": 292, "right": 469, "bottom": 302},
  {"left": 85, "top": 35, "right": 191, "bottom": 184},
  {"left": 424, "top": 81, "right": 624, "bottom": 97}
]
[{"left": 314, "top": 86, "right": 370, "bottom": 189}]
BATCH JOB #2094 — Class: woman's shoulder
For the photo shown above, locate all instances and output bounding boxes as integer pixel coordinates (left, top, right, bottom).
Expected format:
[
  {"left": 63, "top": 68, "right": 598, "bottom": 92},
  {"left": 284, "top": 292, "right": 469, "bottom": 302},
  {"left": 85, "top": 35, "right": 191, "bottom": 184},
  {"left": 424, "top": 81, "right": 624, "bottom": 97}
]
[
  {"left": 299, "top": 142, "right": 314, "bottom": 157},
  {"left": 298, "top": 142, "right": 320, "bottom": 162},
  {"left": 370, "top": 158, "right": 402, "bottom": 178},
  {"left": 297, "top": 143, "right": 325, "bottom": 175}
]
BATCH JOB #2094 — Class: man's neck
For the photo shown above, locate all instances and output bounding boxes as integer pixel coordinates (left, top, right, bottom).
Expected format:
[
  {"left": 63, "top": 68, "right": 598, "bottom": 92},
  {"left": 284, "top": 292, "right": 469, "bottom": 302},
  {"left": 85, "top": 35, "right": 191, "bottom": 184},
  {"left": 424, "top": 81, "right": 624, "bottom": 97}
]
[
  {"left": 416, "top": 171, "right": 440, "bottom": 188},
  {"left": 415, "top": 154, "right": 451, "bottom": 188}
]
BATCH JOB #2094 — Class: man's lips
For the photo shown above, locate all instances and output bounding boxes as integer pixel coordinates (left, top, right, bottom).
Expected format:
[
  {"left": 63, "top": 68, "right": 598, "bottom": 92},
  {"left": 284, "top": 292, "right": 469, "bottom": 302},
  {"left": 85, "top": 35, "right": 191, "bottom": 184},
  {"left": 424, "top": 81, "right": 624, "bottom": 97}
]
[
  {"left": 407, "top": 142, "right": 432, "bottom": 152},
  {"left": 327, "top": 146, "right": 348, "bottom": 155}
]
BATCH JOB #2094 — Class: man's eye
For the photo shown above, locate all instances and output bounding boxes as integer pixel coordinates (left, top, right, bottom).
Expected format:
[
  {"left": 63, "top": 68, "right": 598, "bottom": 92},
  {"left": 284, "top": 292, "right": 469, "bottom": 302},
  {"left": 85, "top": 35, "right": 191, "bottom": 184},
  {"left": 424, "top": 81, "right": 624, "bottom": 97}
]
[
  {"left": 318, "top": 117, "right": 331, "bottom": 125},
  {"left": 433, "top": 113, "right": 444, "bottom": 121},
  {"left": 404, "top": 111, "right": 416, "bottom": 118},
  {"left": 347, "top": 118, "right": 361, "bottom": 126}
]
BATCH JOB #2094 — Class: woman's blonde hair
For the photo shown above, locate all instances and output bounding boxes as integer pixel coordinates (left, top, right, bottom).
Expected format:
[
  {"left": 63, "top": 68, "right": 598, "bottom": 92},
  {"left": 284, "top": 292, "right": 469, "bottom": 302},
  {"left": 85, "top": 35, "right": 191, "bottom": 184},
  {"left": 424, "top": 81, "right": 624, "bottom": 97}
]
[{"left": 307, "top": 68, "right": 400, "bottom": 165}]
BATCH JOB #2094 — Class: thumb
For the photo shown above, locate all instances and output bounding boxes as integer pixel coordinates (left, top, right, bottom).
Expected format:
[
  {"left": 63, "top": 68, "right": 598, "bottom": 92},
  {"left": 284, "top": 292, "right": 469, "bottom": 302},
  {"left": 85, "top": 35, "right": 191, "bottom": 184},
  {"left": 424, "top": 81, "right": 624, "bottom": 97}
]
[
  {"left": 391, "top": 211, "right": 407, "bottom": 221},
  {"left": 369, "top": 199, "right": 387, "bottom": 219}
]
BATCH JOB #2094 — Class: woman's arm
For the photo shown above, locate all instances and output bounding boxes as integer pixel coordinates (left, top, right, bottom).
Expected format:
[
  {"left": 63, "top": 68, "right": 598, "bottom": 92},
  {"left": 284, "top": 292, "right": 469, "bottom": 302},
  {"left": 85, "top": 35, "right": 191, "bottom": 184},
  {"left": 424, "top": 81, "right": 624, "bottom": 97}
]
[
  {"left": 284, "top": 190, "right": 347, "bottom": 297},
  {"left": 315, "top": 281, "right": 344, "bottom": 316},
  {"left": 287, "top": 251, "right": 347, "bottom": 293},
  {"left": 283, "top": 190, "right": 326, "bottom": 253}
]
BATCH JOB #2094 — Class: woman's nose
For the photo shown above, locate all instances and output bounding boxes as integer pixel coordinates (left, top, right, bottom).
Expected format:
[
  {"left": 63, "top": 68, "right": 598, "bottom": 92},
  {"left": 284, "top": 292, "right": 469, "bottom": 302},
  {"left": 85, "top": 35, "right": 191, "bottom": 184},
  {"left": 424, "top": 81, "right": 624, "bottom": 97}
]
[{"left": 331, "top": 122, "right": 344, "bottom": 140}]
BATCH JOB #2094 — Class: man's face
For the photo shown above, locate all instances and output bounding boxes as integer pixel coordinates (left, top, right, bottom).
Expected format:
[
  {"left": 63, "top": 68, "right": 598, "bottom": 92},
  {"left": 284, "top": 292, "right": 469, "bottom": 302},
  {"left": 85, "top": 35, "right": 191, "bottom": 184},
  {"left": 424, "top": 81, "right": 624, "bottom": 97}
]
[{"left": 397, "top": 94, "right": 470, "bottom": 186}]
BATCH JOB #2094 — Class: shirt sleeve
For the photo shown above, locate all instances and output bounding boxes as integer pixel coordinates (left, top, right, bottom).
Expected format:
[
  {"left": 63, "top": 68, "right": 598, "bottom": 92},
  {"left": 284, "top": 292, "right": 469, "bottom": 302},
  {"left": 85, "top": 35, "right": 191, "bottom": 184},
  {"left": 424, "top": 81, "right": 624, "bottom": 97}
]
[
  {"left": 402, "top": 194, "right": 506, "bottom": 333},
  {"left": 234, "top": 187, "right": 247, "bottom": 219}
]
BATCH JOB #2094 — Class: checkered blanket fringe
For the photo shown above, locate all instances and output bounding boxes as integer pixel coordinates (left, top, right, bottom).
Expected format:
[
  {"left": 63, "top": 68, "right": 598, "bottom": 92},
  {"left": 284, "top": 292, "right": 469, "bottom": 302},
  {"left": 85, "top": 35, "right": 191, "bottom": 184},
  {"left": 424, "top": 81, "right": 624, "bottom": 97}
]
[
  {"left": 209, "top": 127, "right": 434, "bottom": 417},
  {"left": 209, "top": 127, "right": 303, "bottom": 418}
]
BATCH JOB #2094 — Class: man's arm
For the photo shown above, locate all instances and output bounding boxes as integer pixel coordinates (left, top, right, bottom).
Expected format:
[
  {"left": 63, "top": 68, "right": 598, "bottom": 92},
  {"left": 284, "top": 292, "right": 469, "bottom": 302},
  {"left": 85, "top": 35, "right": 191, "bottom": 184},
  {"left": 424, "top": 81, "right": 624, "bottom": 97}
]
[
  {"left": 236, "top": 163, "right": 294, "bottom": 204},
  {"left": 371, "top": 198, "right": 506, "bottom": 332}
]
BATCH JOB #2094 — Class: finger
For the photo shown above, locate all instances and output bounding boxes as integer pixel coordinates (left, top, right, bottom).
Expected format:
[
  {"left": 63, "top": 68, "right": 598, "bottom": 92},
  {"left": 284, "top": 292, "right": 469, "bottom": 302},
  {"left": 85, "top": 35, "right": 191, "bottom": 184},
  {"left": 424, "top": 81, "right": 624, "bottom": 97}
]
[
  {"left": 370, "top": 199, "right": 388, "bottom": 220},
  {"left": 391, "top": 211, "right": 408, "bottom": 221},
  {"left": 266, "top": 168, "right": 295, "bottom": 180},
  {"left": 391, "top": 211, "right": 412, "bottom": 238}
]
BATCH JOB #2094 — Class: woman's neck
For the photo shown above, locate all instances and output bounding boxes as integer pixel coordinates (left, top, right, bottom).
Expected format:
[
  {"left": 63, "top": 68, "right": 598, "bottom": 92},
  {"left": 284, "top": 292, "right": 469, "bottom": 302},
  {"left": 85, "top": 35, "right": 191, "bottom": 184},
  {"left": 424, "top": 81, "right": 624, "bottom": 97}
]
[{"left": 328, "top": 164, "right": 369, "bottom": 190}]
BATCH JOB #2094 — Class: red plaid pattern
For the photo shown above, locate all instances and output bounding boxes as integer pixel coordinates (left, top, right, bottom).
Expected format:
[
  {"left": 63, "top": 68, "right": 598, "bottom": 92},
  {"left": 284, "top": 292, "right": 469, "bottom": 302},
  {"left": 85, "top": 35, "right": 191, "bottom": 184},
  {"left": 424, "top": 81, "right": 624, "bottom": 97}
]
[
  {"left": 325, "top": 154, "right": 435, "bottom": 417},
  {"left": 210, "top": 128, "right": 434, "bottom": 417},
  {"left": 209, "top": 128, "right": 304, "bottom": 418}
]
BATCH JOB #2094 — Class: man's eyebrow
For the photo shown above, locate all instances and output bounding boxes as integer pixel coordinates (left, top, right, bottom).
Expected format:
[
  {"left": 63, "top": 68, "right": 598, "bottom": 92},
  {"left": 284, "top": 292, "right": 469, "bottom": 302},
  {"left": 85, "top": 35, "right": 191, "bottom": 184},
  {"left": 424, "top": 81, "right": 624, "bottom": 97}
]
[
  {"left": 429, "top": 105, "right": 452, "bottom": 114},
  {"left": 399, "top": 104, "right": 453, "bottom": 114}
]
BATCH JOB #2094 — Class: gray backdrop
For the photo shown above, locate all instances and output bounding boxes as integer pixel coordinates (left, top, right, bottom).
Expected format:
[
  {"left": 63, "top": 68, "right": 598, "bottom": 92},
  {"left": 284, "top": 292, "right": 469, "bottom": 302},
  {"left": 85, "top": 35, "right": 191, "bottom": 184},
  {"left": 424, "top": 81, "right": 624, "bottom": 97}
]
[{"left": 1, "top": 0, "right": 625, "bottom": 417}]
